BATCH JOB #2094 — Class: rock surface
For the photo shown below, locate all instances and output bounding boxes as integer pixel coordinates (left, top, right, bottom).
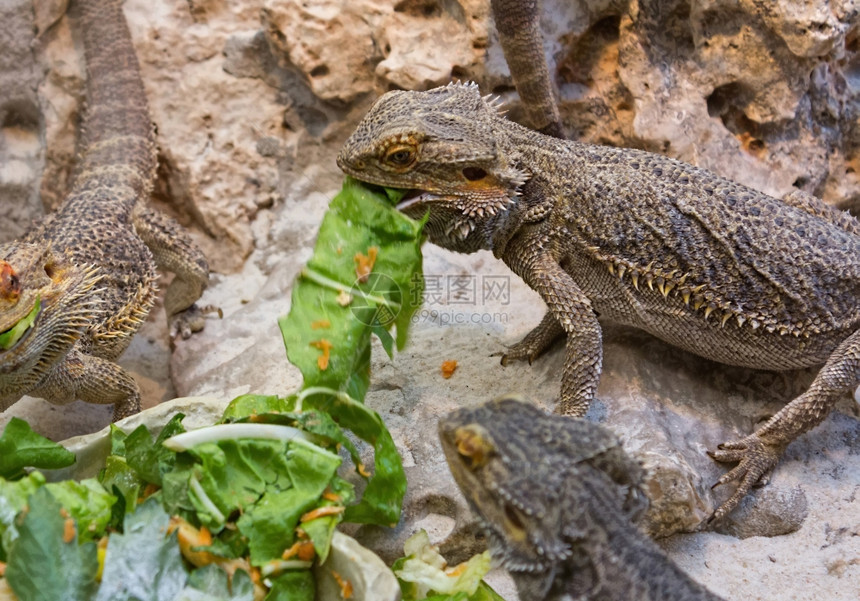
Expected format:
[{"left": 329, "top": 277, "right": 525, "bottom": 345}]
[
  {"left": 1, "top": 1, "right": 859, "bottom": 600},
  {"left": 0, "top": 0, "right": 45, "bottom": 241}
]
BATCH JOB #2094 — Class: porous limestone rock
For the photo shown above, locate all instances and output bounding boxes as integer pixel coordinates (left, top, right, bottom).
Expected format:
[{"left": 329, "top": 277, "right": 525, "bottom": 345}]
[{"left": 0, "top": 0, "right": 46, "bottom": 243}]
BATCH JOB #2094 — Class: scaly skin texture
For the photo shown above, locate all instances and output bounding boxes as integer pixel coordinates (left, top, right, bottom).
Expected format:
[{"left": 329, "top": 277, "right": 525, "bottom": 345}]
[
  {"left": 0, "top": 0, "right": 212, "bottom": 422},
  {"left": 490, "top": 0, "right": 564, "bottom": 138},
  {"left": 337, "top": 82, "right": 860, "bottom": 520},
  {"left": 439, "top": 397, "right": 724, "bottom": 601}
]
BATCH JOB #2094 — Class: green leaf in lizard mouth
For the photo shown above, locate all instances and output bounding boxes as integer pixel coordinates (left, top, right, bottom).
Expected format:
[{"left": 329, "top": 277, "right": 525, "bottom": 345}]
[{"left": 0, "top": 296, "right": 41, "bottom": 351}]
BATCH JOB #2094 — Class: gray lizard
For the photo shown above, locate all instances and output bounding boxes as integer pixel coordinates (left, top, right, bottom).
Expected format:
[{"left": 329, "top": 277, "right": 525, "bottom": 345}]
[
  {"left": 0, "top": 0, "right": 213, "bottom": 422},
  {"left": 336, "top": 79, "right": 860, "bottom": 519},
  {"left": 440, "top": 396, "right": 724, "bottom": 600}
]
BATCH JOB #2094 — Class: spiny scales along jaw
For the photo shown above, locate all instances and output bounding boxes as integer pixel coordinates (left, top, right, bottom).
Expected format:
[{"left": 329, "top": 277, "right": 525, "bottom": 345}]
[
  {"left": 0, "top": 243, "right": 102, "bottom": 371},
  {"left": 337, "top": 82, "right": 530, "bottom": 252},
  {"left": 438, "top": 400, "right": 571, "bottom": 575}
]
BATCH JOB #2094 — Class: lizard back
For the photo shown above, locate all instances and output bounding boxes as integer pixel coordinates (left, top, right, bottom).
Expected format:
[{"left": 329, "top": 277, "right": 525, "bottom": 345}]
[{"left": 507, "top": 125, "right": 860, "bottom": 340}]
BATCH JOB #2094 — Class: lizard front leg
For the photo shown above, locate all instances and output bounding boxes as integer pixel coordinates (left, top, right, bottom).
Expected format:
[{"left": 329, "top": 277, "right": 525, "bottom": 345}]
[
  {"left": 30, "top": 349, "right": 141, "bottom": 421},
  {"left": 517, "top": 255, "right": 603, "bottom": 417},
  {"left": 133, "top": 206, "right": 219, "bottom": 339},
  {"left": 709, "top": 327, "right": 860, "bottom": 520},
  {"left": 497, "top": 310, "right": 565, "bottom": 365}
]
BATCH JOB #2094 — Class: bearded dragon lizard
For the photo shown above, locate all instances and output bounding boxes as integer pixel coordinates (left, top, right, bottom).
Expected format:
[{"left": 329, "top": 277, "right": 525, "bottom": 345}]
[
  {"left": 337, "top": 80, "right": 860, "bottom": 520},
  {"left": 440, "top": 396, "right": 724, "bottom": 600},
  {"left": 0, "top": 0, "right": 213, "bottom": 421}
]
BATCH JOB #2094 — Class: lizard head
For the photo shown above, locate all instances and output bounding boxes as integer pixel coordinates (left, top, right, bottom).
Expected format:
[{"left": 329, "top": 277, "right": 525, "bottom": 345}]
[
  {"left": 438, "top": 397, "right": 576, "bottom": 575},
  {"left": 439, "top": 396, "right": 648, "bottom": 596},
  {"left": 337, "top": 82, "right": 529, "bottom": 253},
  {"left": 0, "top": 242, "right": 101, "bottom": 370}
]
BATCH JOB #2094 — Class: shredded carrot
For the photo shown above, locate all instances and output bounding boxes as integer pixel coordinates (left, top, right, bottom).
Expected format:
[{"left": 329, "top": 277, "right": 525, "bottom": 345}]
[
  {"left": 310, "top": 338, "right": 333, "bottom": 370},
  {"left": 441, "top": 359, "right": 458, "bottom": 379},
  {"left": 311, "top": 319, "right": 331, "bottom": 330},
  {"left": 169, "top": 517, "right": 218, "bottom": 567},
  {"left": 63, "top": 518, "right": 76, "bottom": 543},
  {"left": 297, "top": 541, "right": 316, "bottom": 561},
  {"left": 142, "top": 483, "right": 159, "bottom": 499},
  {"left": 281, "top": 540, "right": 316, "bottom": 561},
  {"left": 354, "top": 246, "right": 379, "bottom": 283},
  {"left": 300, "top": 505, "right": 345, "bottom": 522},
  {"left": 322, "top": 490, "right": 342, "bottom": 502},
  {"left": 357, "top": 462, "right": 372, "bottom": 478},
  {"left": 447, "top": 563, "right": 468, "bottom": 577},
  {"left": 332, "top": 570, "right": 354, "bottom": 599},
  {"left": 59, "top": 507, "right": 70, "bottom": 519},
  {"left": 0, "top": 560, "right": 6, "bottom": 576},
  {"left": 198, "top": 526, "right": 213, "bottom": 546}
]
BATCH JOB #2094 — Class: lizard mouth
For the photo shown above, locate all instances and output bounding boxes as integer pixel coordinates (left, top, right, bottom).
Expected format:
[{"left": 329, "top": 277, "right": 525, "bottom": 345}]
[
  {"left": 0, "top": 297, "right": 41, "bottom": 353},
  {"left": 395, "top": 189, "right": 430, "bottom": 211}
]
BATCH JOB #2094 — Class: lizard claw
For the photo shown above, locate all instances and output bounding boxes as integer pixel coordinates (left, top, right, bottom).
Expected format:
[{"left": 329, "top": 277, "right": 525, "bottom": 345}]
[
  {"left": 169, "top": 303, "right": 222, "bottom": 341},
  {"left": 706, "top": 433, "right": 783, "bottom": 523},
  {"left": 491, "top": 341, "right": 541, "bottom": 366}
]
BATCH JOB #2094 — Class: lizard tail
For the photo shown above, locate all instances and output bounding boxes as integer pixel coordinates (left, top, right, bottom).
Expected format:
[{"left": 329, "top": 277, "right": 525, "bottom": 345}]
[
  {"left": 490, "top": 0, "right": 565, "bottom": 138},
  {"left": 71, "top": 0, "right": 157, "bottom": 203}
]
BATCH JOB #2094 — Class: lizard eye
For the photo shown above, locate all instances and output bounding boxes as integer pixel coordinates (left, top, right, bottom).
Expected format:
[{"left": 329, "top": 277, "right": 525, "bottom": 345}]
[
  {"left": 384, "top": 146, "right": 417, "bottom": 168},
  {"left": 0, "top": 262, "right": 21, "bottom": 300},
  {"left": 503, "top": 503, "right": 526, "bottom": 532},
  {"left": 454, "top": 425, "right": 493, "bottom": 470}
]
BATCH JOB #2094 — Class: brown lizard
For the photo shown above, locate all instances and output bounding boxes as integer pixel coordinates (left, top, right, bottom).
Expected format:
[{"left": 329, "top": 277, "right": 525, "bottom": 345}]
[
  {"left": 0, "top": 0, "right": 213, "bottom": 422},
  {"left": 440, "top": 396, "right": 724, "bottom": 600},
  {"left": 336, "top": 80, "right": 860, "bottom": 519}
]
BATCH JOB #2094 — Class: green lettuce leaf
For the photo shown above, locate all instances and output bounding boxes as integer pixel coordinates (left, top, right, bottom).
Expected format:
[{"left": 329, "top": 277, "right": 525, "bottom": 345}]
[
  {"left": 264, "top": 570, "right": 315, "bottom": 601},
  {"left": 236, "top": 437, "right": 341, "bottom": 566},
  {"left": 280, "top": 178, "right": 424, "bottom": 394},
  {"left": 394, "top": 530, "right": 504, "bottom": 601},
  {"left": 220, "top": 388, "right": 405, "bottom": 526},
  {"left": 300, "top": 390, "right": 405, "bottom": 525},
  {"left": 123, "top": 413, "right": 186, "bottom": 486},
  {"left": 219, "top": 394, "right": 291, "bottom": 422},
  {"left": 44, "top": 478, "right": 115, "bottom": 543},
  {"left": 237, "top": 487, "right": 316, "bottom": 566},
  {"left": 0, "top": 471, "right": 46, "bottom": 560},
  {"left": 175, "top": 565, "right": 254, "bottom": 601},
  {"left": 187, "top": 438, "right": 293, "bottom": 526},
  {"left": 95, "top": 498, "right": 188, "bottom": 601},
  {"left": 0, "top": 296, "right": 40, "bottom": 351},
  {"left": 99, "top": 455, "right": 143, "bottom": 516},
  {"left": 5, "top": 487, "right": 99, "bottom": 601},
  {"left": 0, "top": 417, "right": 75, "bottom": 480}
]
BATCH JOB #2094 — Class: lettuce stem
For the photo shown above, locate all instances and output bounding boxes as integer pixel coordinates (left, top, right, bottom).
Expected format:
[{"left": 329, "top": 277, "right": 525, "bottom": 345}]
[
  {"left": 300, "top": 267, "right": 402, "bottom": 311},
  {"left": 189, "top": 477, "right": 226, "bottom": 524},
  {"left": 163, "top": 423, "right": 314, "bottom": 452}
]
